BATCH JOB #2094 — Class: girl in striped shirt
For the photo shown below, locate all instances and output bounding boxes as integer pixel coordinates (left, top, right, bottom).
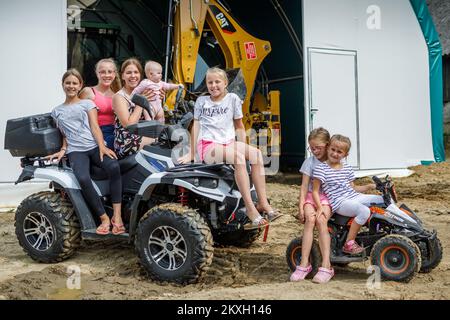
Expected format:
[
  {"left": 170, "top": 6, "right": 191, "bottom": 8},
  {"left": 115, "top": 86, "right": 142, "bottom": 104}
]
[{"left": 313, "top": 135, "right": 384, "bottom": 256}]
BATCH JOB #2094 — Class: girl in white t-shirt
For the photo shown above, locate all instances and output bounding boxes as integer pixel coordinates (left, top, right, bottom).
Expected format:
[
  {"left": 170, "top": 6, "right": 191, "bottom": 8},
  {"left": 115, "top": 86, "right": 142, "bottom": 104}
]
[
  {"left": 179, "top": 67, "right": 281, "bottom": 229},
  {"left": 290, "top": 127, "right": 334, "bottom": 283}
]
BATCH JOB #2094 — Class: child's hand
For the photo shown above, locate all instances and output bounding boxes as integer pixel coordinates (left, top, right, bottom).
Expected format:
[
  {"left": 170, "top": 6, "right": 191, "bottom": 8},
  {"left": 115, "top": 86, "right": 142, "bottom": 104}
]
[
  {"left": 316, "top": 205, "right": 324, "bottom": 218},
  {"left": 178, "top": 153, "right": 192, "bottom": 164},
  {"left": 45, "top": 150, "right": 66, "bottom": 163},
  {"left": 297, "top": 206, "right": 305, "bottom": 224},
  {"left": 99, "top": 146, "right": 117, "bottom": 161}
]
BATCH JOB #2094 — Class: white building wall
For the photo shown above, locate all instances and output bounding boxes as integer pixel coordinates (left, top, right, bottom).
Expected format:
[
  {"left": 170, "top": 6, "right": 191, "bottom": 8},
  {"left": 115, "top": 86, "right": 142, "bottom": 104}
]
[
  {"left": 0, "top": 0, "right": 67, "bottom": 205},
  {"left": 303, "top": 0, "right": 435, "bottom": 169}
]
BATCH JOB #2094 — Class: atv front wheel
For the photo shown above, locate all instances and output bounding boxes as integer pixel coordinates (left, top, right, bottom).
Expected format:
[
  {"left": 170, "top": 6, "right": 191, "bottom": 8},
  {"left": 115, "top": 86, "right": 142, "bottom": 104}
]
[
  {"left": 135, "top": 204, "right": 214, "bottom": 284},
  {"left": 370, "top": 235, "right": 421, "bottom": 282},
  {"left": 418, "top": 237, "right": 443, "bottom": 273},
  {"left": 15, "top": 191, "right": 81, "bottom": 263},
  {"left": 286, "top": 237, "right": 321, "bottom": 276}
]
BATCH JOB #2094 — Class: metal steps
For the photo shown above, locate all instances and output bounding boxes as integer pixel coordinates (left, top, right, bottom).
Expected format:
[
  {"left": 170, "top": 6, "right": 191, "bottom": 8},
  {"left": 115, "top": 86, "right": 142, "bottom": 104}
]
[{"left": 82, "top": 229, "right": 130, "bottom": 241}]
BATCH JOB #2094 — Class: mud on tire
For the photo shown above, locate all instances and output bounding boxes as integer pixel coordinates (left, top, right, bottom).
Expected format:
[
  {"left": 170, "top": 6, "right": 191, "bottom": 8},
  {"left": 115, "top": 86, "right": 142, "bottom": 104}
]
[
  {"left": 418, "top": 237, "right": 443, "bottom": 273},
  {"left": 370, "top": 234, "right": 421, "bottom": 282},
  {"left": 213, "top": 228, "right": 262, "bottom": 248},
  {"left": 286, "top": 237, "right": 321, "bottom": 277},
  {"left": 135, "top": 204, "right": 214, "bottom": 284},
  {"left": 15, "top": 191, "right": 81, "bottom": 263}
]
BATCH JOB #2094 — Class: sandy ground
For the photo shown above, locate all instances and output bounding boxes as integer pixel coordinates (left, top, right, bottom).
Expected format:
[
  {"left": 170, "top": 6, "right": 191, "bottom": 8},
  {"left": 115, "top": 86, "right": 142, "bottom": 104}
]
[{"left": 0, "top": 160, "right": 449, "bottom": 300}]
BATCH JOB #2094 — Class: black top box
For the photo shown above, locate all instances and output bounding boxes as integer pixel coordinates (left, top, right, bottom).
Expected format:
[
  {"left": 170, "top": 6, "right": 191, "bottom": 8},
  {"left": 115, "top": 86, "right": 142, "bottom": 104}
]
[{"left": 4, "top": 113, "right": 62, "bottom": 157}]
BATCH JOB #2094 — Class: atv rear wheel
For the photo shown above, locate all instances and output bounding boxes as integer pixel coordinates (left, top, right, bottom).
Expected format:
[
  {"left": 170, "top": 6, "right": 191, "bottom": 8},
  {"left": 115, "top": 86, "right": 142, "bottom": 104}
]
[
  {"left": 286, "top": 237, "right": 321, "bottom": 276},
  {"left": 135, "top": 204, "right": 214, "bottom": 284},
  {"left": 213, "top": 228, "right": 262, "bottom": 248},
  {"left": 370, "top": 235, "right": 421, "bottom": 282},
  {"left": 15, "top": 191, "right": 81, "bottom": 263},
  {"left": 418, "top": 237, "right": 443, "bottom": 273}
]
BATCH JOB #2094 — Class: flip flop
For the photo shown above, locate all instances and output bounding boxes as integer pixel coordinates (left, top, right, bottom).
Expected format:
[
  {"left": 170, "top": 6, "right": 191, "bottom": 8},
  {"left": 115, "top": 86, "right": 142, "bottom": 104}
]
[
  {"left": 96, "top": 223, "right": 110, "bottom": 235},
  {"left": 243, "top": 215, "right": 269, "bottom": 230},
  {"left": 111, "top": 218, "right": 126, "bottom": 235},
  {"left": 264, "top": 210, "right": 283, "bottom": 222}
]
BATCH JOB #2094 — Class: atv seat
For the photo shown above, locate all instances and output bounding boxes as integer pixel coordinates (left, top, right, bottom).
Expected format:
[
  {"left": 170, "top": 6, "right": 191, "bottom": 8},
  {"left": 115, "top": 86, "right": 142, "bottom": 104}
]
[
  {"left": 90, "top": 154, "right": 138, "bottom": 180},
  {"left": 329, "top": 214, "right": 352, "bottom": 226}
]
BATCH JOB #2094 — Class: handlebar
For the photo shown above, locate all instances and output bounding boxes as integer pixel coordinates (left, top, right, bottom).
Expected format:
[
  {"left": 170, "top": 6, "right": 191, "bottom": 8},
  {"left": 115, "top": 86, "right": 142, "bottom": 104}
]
[{"left": 372, "top": 175, "right": 383, "bottom": 185}]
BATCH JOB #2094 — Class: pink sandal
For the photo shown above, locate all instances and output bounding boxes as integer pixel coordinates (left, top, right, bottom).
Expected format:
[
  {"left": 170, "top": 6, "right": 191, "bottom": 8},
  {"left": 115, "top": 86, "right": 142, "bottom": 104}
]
[
  {"left": 290, "top": 264, "right": 312, "bottom": 282},
  {"left": 96, "top": 223, "right": 110, "bottom": 235},
  {"left": 312, "top": 267, "right": 334, "bottom": 284},
  {"left": 111, "top": 218, "right": 126, "bottom": 235}
]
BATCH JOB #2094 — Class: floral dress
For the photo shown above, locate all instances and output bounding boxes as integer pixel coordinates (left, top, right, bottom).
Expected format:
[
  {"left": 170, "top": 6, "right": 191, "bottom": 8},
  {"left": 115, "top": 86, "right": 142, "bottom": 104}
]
[{"left": 114, "top": 89, "right": 145, "bottom": 159}]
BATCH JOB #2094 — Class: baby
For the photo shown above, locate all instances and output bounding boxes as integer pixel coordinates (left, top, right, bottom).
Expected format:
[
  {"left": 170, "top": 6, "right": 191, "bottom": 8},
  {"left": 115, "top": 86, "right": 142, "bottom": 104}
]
[{"left": 131, "top": 60, "right": 183, "bottom": 121}]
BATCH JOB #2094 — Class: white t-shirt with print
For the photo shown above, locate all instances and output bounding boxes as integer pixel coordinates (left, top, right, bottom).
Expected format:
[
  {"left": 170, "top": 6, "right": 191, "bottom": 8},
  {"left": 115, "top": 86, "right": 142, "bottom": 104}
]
[
  {"left": 299, "top": 156, "right": 323, "bottom": 192},
  {"left": 194, "top": 93, "right": 244, "bottom": 144}
]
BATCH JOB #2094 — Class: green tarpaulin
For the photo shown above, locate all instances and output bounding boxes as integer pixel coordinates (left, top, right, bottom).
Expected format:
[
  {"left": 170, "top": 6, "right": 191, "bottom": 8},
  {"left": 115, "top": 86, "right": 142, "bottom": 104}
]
[{"left": 410, "top": 0, "right": 445, "bottom": 163}]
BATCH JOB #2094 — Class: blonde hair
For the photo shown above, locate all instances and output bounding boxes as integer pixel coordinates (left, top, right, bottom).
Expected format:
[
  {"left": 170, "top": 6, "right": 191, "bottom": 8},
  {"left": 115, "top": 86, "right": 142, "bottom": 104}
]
[
  {"left": 120, "top": 58, "right": 143, "bottom": 86},
  {"left": 330, "top": 134, "right": 352, "bottom": 153},
  {"left": 95, "top": 58, "right": 122, "bottom": 93},
  {"left": 145, "top": 60, "right": 162, "bottom": 72},
  {"left": 62, "top": 68, "right": 83, "bottom": 86},
  {"left": 206, "top": 67, "right": 228, "bottom": 85},
  {"left": 308, "top": 127, "right": 330, "bottom": 145}
]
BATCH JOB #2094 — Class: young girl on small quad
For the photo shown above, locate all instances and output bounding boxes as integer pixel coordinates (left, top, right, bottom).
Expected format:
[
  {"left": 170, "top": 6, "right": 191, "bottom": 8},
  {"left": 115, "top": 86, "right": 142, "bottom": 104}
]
[
  {"left": 178, "top": 67, "right": 281, "bottom": 229},
  {"left": 290, "top": 127, "right": 334, "bottom": 283},
  {"left": 312, "top": 135, "right": 384, "bottom": 255}
]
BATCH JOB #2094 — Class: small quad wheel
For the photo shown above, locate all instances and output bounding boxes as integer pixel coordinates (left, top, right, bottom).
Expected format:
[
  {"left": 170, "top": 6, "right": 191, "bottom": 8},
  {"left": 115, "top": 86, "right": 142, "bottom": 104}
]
[
  {"left": 418, "top": 237, "right": 443, "bottom": 273},
  {"left": 15, "top": 191, "right": 81, "bottom": 263},
  {"left": 135, "top": 204, "right": 214, "bottom": 284},
  {"left": 286, "top": 237, "right": 321, "bottom": 277},
  {"left": 370, "top": 235, "right": 421, "bottom": 282}
]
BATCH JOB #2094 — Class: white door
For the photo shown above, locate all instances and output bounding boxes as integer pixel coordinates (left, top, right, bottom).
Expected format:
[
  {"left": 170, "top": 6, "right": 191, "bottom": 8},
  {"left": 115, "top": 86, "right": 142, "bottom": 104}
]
[{"left": 308, "top": 48, "right": 360, "bottom": 168}]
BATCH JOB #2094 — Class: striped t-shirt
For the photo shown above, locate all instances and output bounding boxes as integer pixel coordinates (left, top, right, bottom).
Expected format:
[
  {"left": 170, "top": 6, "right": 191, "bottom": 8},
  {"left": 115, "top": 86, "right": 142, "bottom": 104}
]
[{"left": 313, "top": 162, "right": 358, "bottom": 211}]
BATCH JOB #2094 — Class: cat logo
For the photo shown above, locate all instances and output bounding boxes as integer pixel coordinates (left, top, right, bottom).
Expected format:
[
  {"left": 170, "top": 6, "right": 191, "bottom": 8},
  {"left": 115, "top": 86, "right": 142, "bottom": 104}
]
[
  {"left": 210, "top": 5, "right": 236, "bottom": 34},
  {"left": 216, "top": 13, "right": 229, "bottom": 28}
]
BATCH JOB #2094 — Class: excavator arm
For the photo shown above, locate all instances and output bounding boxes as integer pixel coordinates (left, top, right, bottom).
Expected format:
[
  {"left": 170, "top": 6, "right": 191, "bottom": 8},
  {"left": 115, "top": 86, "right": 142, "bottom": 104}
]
[{"left": 167, "top": 0, "right": 280, "bottom": 157}]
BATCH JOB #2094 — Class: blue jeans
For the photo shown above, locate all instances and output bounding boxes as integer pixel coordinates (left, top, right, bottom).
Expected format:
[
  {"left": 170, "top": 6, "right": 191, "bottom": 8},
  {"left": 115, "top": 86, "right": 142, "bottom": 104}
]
[{"left": 101, "top": 125, "right": 115, "bottom": 150}]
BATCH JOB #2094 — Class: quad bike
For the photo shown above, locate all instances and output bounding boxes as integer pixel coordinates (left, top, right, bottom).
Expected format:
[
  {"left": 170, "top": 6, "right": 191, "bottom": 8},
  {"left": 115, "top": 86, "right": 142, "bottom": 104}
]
[
  {"left": 286, "top": 176, "right": 442, "bottom": 282},
  {"left": 4, "top": 87, "right": 264, "bottom": 285}
]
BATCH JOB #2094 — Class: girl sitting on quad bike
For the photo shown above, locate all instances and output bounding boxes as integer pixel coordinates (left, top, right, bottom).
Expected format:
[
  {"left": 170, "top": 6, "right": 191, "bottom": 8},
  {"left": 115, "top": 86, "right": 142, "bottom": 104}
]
[
  {"left": 291, "top": 127, "right": 335, "bottom": 284},
  {"left": 178, "top": 67, "right": 281, "bottom": 229},
  {"left": 312, "top": 135, "right": 384, "bottom": 255},
  {"left": 46, "top": 69, "right": 124, "bottom": 236}
]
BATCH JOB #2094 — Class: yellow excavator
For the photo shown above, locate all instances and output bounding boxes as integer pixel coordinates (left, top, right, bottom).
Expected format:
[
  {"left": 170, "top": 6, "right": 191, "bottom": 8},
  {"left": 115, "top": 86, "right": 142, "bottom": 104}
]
[{"left": 164, "top": 0, "right": 281, "bottom": 157}]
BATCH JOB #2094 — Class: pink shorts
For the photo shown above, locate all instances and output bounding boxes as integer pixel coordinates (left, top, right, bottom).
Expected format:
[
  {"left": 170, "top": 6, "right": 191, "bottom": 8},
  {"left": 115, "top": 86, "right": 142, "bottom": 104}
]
[
  {"left": 304, "top": 192, "right": 330, "bottom": 209},
  {"left": 197, "top": 139, "right": 233, "bottom": 162}
]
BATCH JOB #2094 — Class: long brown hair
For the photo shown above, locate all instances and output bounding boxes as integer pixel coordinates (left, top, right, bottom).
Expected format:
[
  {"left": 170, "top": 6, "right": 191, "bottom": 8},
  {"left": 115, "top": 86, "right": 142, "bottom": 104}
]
[
  {"left": 120, "top": 58, "right": 143, "bottom": 87},
  {"left": 95, "top": 58, "right": 122, "bottom": 93}
]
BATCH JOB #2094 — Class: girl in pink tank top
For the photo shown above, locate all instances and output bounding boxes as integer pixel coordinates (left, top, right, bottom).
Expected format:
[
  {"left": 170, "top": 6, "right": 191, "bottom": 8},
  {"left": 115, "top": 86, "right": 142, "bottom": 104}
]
[{"left": 80, "top": 59, "right": 121, "bottom": 150}]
